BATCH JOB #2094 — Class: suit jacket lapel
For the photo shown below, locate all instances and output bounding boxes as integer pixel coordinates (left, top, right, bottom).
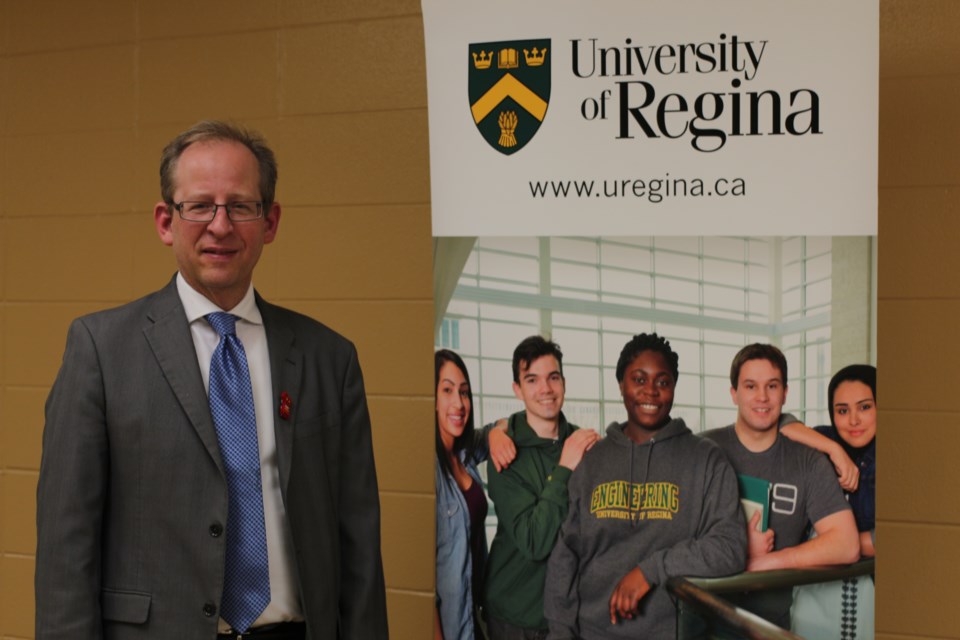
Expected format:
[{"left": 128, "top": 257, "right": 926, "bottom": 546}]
[
  {"left": 143, "top": 279, "right": 225, "bottom": 476},
  {"left": 259, "top": 295, "right": 302, "bottom": 497}
]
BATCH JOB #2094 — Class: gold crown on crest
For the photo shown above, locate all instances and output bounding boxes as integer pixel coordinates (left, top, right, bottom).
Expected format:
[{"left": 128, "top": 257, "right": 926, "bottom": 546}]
[
  {"left": 472, "top": 50, "right": 493, "bottom": 69},
  {"left": 523, "top": 47, "right": 547, "bottom": 66}
]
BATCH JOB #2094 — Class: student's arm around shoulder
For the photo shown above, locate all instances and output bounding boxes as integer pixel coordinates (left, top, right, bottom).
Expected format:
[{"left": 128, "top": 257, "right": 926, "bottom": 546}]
[
  {"left": 481, "top": 417, "right": 517, "bottom": 471},
  {"left": 781, "top": 420, "right": 859, "bottom": 491},
  {"left": 557, "top": 427, "right": 600, "bottom": 472},
  {"left": 485, "top": 445, "right": 574, "bottom": 562}
]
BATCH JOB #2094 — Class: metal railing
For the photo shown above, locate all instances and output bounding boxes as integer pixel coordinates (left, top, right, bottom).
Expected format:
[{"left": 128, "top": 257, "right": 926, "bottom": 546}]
[{"left": 667, "top": 559, "right": 875, "bottom": 639}]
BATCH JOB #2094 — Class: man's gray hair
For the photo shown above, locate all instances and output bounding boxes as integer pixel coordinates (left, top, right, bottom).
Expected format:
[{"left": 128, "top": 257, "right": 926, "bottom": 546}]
[{"left": 160, "top": 120, "right": 279, "bottom": 206}]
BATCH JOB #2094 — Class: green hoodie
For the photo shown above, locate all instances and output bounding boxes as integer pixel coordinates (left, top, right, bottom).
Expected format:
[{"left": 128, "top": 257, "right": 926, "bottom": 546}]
[{"left": 483, "top": 411, "right": 580, "bottom": 630}]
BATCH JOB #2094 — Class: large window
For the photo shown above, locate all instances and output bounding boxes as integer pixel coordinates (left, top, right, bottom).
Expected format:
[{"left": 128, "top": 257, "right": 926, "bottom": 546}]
[{"left": 437, "top": 236, "right": 835, "bottom": 432}]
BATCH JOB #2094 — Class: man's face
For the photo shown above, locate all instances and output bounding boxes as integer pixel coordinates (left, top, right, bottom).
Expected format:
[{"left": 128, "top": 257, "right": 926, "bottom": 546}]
[
  {"left": 619, "top": 349, "right": 675, "bottom": 432},
  {"left": 513, "top": 355, "right": 565, "bottom": 425},
  {"left": 730, "top": 358, "right": 787, "bottom": 434},
  {"left": 154, "top": 139, "right": 280, "bottom": 309}
]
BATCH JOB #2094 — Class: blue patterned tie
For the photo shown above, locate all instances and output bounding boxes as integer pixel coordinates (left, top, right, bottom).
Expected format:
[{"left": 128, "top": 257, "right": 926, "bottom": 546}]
[{"left": 206, "top": 312, "right": 270, "bottom": 632}]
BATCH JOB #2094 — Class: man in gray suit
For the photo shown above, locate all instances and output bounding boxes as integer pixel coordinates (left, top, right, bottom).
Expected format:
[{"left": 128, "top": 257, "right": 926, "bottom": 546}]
[{"left": 36, "top": 121, "right": 388, "bottom": 639}]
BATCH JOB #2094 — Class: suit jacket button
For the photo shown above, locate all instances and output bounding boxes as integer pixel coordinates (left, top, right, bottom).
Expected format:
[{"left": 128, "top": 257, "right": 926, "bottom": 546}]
[
  {"left": 203, "top": 602, "right": 217, "bottom": 617},
  {"left": 209, "top": 523, "right": 223, "bottom": 537}
]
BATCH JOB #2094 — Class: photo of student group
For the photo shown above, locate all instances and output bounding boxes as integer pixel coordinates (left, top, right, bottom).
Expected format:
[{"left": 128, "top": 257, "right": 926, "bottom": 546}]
[{"left": 434, "top": 333, "right": 876, "bottom": 640}]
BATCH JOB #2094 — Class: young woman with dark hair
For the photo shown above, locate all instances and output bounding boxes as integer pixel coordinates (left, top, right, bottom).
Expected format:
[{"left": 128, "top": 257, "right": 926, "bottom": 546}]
[{"left": 434, "top": 350, "right": 487, "bottom": 640}]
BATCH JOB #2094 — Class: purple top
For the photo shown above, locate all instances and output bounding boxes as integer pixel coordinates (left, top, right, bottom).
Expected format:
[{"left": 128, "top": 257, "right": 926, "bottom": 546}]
[{"left": 461, "top": 479, "right": 488, "bottom": 603}]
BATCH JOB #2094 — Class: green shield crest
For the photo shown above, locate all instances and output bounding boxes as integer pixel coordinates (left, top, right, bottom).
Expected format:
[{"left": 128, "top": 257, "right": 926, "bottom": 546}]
[{"left": 468, "top": 39, "right": 551, "bottom": 155}]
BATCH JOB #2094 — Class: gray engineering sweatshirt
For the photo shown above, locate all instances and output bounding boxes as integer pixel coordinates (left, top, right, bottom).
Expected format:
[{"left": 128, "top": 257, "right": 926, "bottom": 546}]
[{"left": 544, "top": 418, "right": 747, "bottom": 639}]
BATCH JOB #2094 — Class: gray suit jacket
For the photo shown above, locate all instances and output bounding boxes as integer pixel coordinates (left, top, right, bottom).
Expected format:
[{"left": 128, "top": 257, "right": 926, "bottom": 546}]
[{"left": 36, "top": 279, "right": 388, "bottom": 639}]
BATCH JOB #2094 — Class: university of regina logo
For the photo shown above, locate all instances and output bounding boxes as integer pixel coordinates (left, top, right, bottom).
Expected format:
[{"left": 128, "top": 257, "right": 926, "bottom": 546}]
[{"left": 468, "top": 39, "right": 551, "bottom": 155}]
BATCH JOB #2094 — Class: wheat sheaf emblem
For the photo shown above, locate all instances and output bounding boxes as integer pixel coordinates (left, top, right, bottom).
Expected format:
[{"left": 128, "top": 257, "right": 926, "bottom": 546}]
[{"left": 498, "top": 111, "right": 518, "bottom": 148}]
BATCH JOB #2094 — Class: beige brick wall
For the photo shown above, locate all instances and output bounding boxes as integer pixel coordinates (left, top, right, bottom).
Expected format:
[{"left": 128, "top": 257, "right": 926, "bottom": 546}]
[
  {"left": 0, "top": 1, "right": 433, "bottom": 638},
  {"left": 3, "top": 1, "right": 958, "bottom": 638},
  {"left": 876, "top": 1, "right": 960, "bottom": 638}
]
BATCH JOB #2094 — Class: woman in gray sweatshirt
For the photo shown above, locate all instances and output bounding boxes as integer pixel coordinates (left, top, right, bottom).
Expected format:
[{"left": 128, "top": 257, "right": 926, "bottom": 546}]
[{"left": 545, "top": 333, "right": 747, "bottom": 639}]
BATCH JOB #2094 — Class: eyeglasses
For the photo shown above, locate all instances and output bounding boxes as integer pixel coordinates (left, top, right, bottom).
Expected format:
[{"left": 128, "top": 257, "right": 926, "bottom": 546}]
[{"left": 173, "top": 201, "right": 264, "bottom": 222}]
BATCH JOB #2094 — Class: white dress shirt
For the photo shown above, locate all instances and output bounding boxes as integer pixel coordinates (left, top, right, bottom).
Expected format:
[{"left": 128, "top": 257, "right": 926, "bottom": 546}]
[{"left": 175, "top": 274, "right": 303, "bottom": 631}]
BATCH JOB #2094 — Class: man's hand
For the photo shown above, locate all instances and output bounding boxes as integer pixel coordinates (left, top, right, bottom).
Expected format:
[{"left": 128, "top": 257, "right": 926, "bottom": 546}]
[
  {"left": 488, "top": 419, "right": 516, "bottom": 472},
  {"left": 608, "top": 567, "right": 651, "bottom": 624},
  {"left": 558, "top": 429, "right": 600, "bottom": 471},
  {"left": 829, "top": 445, "right": 859, "bottom": 492},
  {"left": 746, "top": 510, "right": 775, "bottom": 559}
]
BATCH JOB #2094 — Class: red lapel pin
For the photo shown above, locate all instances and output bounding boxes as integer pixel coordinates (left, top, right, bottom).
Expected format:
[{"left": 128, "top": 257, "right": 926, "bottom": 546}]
[{"left": 279, "top": 391, "right": 292, "bottom": 421}]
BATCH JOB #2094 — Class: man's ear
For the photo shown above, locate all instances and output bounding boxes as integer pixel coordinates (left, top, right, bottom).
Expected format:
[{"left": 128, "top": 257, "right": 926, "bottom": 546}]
[
  {"left": 512, "top": 381, "right": 523, "bottom": 402},
  {"left": 154, "top": 202, "right": 174, "bottom": 246},
  {"left": 263, "top": 202, "right": 281, "bottom": 244},
  {"left": 729, "top": 386, "right": 738, "bottom": 405},
  {"left": 782, "top": 384, "right": 788, "bottom": 405}
]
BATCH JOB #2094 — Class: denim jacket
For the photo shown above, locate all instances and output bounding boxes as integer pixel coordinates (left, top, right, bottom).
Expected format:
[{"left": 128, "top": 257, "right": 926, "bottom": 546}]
[{"left": 436, "top": 450, "right": 488, "bottom": 640}]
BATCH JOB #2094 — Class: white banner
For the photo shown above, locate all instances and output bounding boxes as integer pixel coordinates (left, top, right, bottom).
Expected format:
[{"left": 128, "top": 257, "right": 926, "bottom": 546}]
[{"left": 422, "top": 0, "right": 878, "bottom": 236}]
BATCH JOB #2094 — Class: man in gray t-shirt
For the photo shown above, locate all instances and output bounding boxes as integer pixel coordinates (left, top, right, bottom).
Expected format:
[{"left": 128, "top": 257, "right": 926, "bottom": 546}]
[{"left": 702, "top": 343, "right": 859, "bottom": 628}]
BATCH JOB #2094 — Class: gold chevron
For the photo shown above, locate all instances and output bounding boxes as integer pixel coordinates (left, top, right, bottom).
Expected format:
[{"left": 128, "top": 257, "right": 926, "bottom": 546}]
[{"left": 471, "top": 73, "right": 547, "bottom": 124}]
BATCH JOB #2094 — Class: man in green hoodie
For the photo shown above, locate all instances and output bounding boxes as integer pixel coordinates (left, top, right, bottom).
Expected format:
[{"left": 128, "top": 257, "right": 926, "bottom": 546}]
[{"left": 484, "top": 336, "right": 600, "bottom": 639}]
